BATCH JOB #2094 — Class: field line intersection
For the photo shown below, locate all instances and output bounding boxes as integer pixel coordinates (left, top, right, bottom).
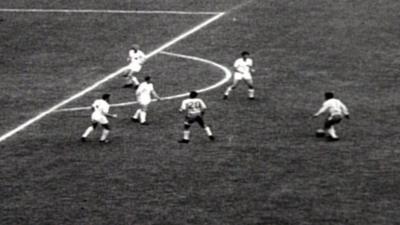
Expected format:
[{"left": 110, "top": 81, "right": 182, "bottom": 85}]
[{"left": 0, "top": 8, "right": 226, "bottom": 143}]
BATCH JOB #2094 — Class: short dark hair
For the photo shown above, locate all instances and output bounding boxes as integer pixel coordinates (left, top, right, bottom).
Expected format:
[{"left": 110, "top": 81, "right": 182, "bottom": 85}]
[
  {"left": 102, "top": 93, "right": 111, "bottom": 100},
  {"left": 325, "top": 92, "right": 334, "bottom": 99},
  {"left": 189, "top": 91, "right": 198, "bottom": 98},
  {"left": 144, "top": 76, "right": 151, "bottom": 82},
  {"left": 241, "top": 51, "right": 250, "bottom": 57}
]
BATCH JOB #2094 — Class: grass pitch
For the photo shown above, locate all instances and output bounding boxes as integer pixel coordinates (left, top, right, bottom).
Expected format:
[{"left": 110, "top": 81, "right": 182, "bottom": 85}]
[{"left": 1, "top": 0, "right": 400, "bottom": 224}]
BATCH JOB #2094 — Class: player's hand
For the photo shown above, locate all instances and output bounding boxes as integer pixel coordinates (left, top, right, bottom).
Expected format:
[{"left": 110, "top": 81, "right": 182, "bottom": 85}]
[
  {"left": 251, "top": 68, "right": 256, "bottom": 73},
  {"left": 112, "top": 114, "right": 118, "bottom": 118}
]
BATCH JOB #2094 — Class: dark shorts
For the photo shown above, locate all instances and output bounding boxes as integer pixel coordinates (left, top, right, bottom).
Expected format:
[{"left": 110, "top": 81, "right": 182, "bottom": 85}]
[
  {"left": 91, "top": 122, "right": 111, "bottom": 130},
  {"left": 324, "top": 115, "right": 342, "bottom": 129},
  {"left": 184, "top": 115, "right": 205, "bottom": 128}
]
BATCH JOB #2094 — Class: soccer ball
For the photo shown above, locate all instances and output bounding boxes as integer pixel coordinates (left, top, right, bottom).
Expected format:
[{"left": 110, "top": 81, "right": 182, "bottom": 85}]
[{"left": 315, "top": 129, "right": 325, "bottom": 137}]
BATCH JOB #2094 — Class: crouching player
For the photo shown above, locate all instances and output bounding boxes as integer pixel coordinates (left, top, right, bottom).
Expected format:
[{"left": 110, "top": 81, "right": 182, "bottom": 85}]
[
  {"left": 122, "top": 44, "right": 146, "bottom": 88},
  {"left": 313, "top": 92, "right": 350, "bottom": 141},
  {"left": 81, "top": 94, "right": 117, "bottom": 143},
  {"left": 178, "top": 91, "right": 215, "bottom": 143},
  {"left": 131, "top": 76, "right": 161, "bottom": 125}
]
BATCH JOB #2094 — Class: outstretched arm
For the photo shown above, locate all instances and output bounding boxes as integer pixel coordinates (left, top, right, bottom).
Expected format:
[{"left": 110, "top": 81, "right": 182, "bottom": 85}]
[
  {"left": 151, "top": 90, "right": 162, "bottom": 101},
  {"left": 313, "top": 103, "right": 328, "bottom": 117}
]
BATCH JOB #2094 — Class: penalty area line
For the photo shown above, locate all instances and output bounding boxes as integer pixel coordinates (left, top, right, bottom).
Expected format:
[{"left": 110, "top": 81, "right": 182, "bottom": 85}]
[
  {"left": 56, "top": 51, "right": 232, "bottom": 112},
  {"left": 0, "top": 12, "right": 225, "bottom": 143},
  {"left": 0, "top": 8, "right": 222, "bottom": 15}
]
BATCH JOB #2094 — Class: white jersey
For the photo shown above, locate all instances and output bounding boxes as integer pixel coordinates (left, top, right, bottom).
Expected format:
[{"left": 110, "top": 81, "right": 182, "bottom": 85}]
[
  {"left": 180, "top": 98, "right": 207, "bottom": 117},
  {"left": 136, "top": 82, "right": 154, "bottom": 104},
  {"left": 91, "top": 99, "right": 110, "bottom": 124},
  {"left": 128, "top": 49, "right": 146, "bottom": 65},
  {"left": 92, "top": 99, "right": 110, "bottom": 116},
  {"left": 234, "top": 57, "right": 253, "bottom": 74},
  {"left": 315, "top": 98, "right": 349, "bottom": 117}
]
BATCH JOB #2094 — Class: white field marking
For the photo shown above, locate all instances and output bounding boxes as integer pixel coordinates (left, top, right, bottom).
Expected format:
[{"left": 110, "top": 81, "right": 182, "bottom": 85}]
[
  {"left": 56, "top": 51, "right": 232, "bottom": 112},
  {"left": 0, "top": 12, "right": 225, "bottom": 143},
  {"left": 0, "top": 8, "right": 221, "bottom": 15}
]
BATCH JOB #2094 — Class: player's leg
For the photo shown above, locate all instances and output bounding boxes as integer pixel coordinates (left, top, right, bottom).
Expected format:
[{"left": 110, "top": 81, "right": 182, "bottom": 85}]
[
  {"left": 131, "top": 107, "right": 142, "bottom": 122},
  {"left": 197, "top": 116, "right": 215, "bottom": 141},
  {"left": 130, "top": 75, "right": 140, "bottom": 88},
  {"left": 81, "top": 122, "right": 98, "bottom": 141},
  {"left": 122, "top": 68, "right": 134, "bottom": 88},
  {"left": 123, "top": 64, "right": 141, "bottom": 88},
  {"left": 178, "top": 117, "right": 192, "bottom": 143},
  {"left": 324, "top": 116, "right": 341, "bottom": 140},
  {"left": 100, "top": 124, "right": 111, "bottom": 143},
  {"left": 139, "top": 103, "right": 149, "bottom": 125},
  {"left": 244, "top": 75, "right": 255, "bottom": 100},
  {"left": 223, "top": 74, "right": 240, "bottom": 99},
  {"left": 123, "top": 73, "right": 140, "bottom": 88}
]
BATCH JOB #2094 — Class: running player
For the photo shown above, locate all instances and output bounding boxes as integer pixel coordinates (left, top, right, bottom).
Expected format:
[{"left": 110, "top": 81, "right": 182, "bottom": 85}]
[
  {"left": 313, "top": 92, "right": 350, "bottom": 141},
  {"left": 178, "top": 91, "right": 215, "bottom": 143},
  {"left": 223, "top": 51, "right": 256, "bottom": 100},
  {"left": 131, "top": 76, "right": 161, "bottom": 125},
  {"left": 123, "top": 44, "right": 146, "bottom": 88},
  {"left": 81, "top": 94, "right": 117, "bottom": 143}
]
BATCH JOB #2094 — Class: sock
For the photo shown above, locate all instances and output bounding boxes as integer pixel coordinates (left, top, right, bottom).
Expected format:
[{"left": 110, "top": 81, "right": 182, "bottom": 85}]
[
  {"left": 224, "top": 86, "right": 232, "bottom": 96},
  {"left": 140, "top": 111, "right": 147, "bottom": 123},
  {"left": 100, "top": 129, "right": 110, "bottom": 141},
  {"left": 133, "top": 109, "right": 141, "bottom": 119},
  {"left": 132, "top": 76, "right": 139, "bottom": 86},
  {"left": 183, "top": 130, "right": 190, "bottom": 140},
  {"left": 204, "top": 126, "right": 213, "bottom": 137},
  {"left": 125, "top": 76, "right": 133, "bottom": 85},
  {"left": 248, "top": 89, "right": 255, "bottom": 98},
  {"left": 327, "top": 127, "right": 338, "bottom": 138},
  {"left": 82, "top": 126, "right": 94, "bottom": 138}
]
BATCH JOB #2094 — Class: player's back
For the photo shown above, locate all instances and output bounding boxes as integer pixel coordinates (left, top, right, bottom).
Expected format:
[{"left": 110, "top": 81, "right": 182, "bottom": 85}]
[
  {"left": 181, "top": 98, "right": 206, "bottom": 117},
  {"left": 324, "top": 98, "right": 348, "bottom": 116}
]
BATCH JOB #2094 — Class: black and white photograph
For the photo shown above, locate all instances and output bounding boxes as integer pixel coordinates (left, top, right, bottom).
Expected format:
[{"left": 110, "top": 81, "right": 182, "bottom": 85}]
[{"left": 0, "top": 0, "right": 399, "bottom": 224}]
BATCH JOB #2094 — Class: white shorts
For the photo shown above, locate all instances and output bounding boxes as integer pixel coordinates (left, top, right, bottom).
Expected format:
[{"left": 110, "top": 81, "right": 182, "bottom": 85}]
[
  {"left": 138, "top": 97, "right": 152, "bottom": 106},
  {"left": 234, "top": 72, "right": 252, "bottom": 81},
  {"left": 127, "top": 63, "right": 142, "bottom": 73},
  {"left": 91, "top": 113, "right": 108, "bottom": 125}
]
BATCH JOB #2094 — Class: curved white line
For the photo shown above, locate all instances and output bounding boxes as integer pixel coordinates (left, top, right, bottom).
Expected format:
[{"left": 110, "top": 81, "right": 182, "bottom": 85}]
[{"left": 56, "top": 51, "right": 232, "bottom": 112}]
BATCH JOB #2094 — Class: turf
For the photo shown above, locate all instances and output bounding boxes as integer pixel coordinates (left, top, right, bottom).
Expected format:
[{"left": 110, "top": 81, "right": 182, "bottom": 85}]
[{"left": 1, "top": 0, "right": 400, "bottom": 224}]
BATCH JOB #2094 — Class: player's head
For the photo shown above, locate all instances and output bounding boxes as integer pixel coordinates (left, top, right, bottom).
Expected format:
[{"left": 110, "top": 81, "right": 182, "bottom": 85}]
[
  {"left": 189, "top": 91, "right": 198, "bottom": 98},
  {"left": 144, "top": 76, "right": 151, "bottom": 82},
  {"left": 241, "top": 51, "right": 250, "bottom": 58},
  {"left": 102, "top": 93, "right": 111, "bottom": 101},
  {"left": 131, "top": 44, "right": 140, "bottom": 50},
  {"left": 324, "top": 92, "right": 334, "bottom": 100}
]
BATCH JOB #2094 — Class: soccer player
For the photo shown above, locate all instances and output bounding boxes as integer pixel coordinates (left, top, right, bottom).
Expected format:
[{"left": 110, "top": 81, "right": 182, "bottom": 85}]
[
  {"left": 81, "top": 94, "right": 118, "bottom": 143},
  {"left": 223, "top": 51, "right": 255, "bottom": 100},
  {"left": 178, "top": 91, "right": 215, "bottom": 143},
  {"left": 313, "top": 92, "right": 350, "bottom": 141},
  {"left": 131, "top": 76, "right": 161, "bottom": 125},
  {"left": 123, "top": 44, "right": 146, "bottom": 88}
]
